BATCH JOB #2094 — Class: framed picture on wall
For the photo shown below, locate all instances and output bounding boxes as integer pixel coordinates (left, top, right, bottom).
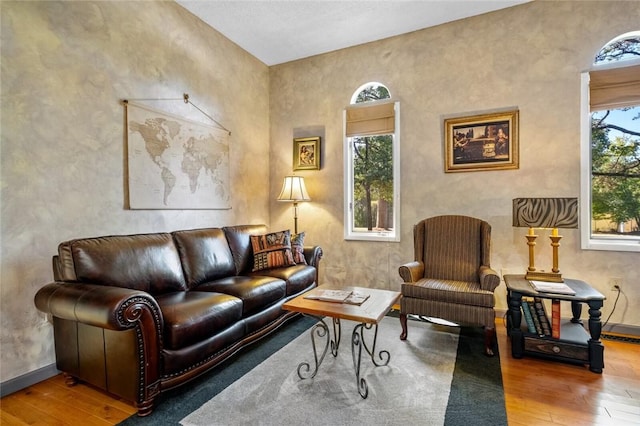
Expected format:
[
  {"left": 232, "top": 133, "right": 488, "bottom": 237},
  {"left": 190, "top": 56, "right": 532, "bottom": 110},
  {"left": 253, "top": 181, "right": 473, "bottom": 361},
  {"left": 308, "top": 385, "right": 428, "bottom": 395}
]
[
  {"left": 444, "top": 110, "right": 519, "bottom": 172},
  {"left": 293, "top": 136, "right": 321, "bottom": 170}
]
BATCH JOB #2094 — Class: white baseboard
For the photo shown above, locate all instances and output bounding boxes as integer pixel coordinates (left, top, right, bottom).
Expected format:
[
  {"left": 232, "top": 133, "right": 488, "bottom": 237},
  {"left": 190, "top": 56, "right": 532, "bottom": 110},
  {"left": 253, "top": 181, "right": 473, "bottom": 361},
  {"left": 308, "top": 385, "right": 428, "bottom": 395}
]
[
  {"left": 0, "top": 363, "right": 59, "bottom": 398},
  {"left": 602, "top": 322, "right": 640, "bottom": 337}
]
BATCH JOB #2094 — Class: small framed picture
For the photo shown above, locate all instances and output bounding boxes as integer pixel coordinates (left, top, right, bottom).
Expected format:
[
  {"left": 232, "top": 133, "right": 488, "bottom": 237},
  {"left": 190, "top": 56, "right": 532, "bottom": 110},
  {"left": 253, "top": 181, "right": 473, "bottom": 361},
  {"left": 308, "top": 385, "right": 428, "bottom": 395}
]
[
  {"left": 444, "top": 110, "right": 519, "bottom": 173},
  {"left": 293, "top": 137, "right": 320, "bottom": 170}
]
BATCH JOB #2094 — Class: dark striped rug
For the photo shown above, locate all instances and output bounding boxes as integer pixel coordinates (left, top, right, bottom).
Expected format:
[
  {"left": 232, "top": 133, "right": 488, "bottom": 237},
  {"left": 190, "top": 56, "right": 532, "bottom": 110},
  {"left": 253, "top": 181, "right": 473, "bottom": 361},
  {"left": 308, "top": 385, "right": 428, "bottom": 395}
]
[{"left": 119, "top": 314, "right": 505, "bottom": 426}]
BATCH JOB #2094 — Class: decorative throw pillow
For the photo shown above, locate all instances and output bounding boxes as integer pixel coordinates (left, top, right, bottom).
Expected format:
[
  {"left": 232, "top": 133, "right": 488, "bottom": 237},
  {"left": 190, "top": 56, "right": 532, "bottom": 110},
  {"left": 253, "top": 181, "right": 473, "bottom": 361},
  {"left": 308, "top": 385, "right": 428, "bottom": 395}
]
[
  {"left": 291, "top": 231, "right": 307, "bottom": 265},
  {"left": 250, "top": 230, "right": 296, "bottom": 271}
]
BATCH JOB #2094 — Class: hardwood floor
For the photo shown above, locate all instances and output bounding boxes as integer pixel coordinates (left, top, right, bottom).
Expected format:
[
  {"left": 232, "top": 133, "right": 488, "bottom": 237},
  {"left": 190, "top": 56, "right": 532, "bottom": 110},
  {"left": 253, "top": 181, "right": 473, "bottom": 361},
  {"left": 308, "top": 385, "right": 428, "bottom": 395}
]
[
  {"left": 498, "top": 323, "right": 640, "bottom": 425},
  {"left": 1, "top": 325, "right": 639, "bottom": 425}
]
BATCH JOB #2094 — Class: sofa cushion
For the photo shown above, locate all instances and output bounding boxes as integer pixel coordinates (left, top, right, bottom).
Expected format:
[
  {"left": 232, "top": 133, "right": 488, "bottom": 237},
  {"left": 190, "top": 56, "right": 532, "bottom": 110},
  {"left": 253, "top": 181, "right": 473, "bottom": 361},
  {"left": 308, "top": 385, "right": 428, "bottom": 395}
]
[
  {"left": 196, "top": 276, "right": 286, "bottom": 316},
  {"left": 401, "top": 278, "right": 495, "bottom": 308},
  {"left": 156, "top": 291, "right": 243, "bottom": 350},
  {"left": 250, "top": 230, "right": 295, "bottom": 271},
  {"left": 172, "top": 228, "right": 236, "bottom": 289},
  {"left": 253, "top": 264, "right": 316, "bottom": 296},
  {"left": 290, "top": 232, "right": 307, "bottom": 265},
  {"left": 223, "top": 225, "right": 269, "bottom": 275},
  {"left": 57, "top": 233, "right": 187, "bottom": 294}
]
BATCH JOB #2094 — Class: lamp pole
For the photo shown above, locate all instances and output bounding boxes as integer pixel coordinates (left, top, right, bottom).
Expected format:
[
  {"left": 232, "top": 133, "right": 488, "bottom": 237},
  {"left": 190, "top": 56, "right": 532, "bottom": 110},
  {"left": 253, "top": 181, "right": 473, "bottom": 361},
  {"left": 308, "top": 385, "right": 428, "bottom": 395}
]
[{"left": 292, "top": 201, "right": 299, "bottom": 234}]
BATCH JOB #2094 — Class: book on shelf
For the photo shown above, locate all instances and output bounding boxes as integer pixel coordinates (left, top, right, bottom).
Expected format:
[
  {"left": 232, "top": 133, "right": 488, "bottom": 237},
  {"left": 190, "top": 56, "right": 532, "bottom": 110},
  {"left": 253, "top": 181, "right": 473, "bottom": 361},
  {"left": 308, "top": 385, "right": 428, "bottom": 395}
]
[
  {"left": 533, "top": 297, "right": 552, "bottom": 337},
  {"left": 528, "top": 299, "right": 544, "bottom": 336},
  {"left": 304, "top": 289, "right": 370, "bottom": 305},
  {"left": 551, "top": 299, "right": 561, "bottom": 339},
  {"left": 520, "top": 300, "right": 537, "bottom": 334},
  {"left": 529, "top": 280, "right": 576, "bottom": 295},
  {"left": 525, "top": 298, "right": 544, "bottom": 336}
]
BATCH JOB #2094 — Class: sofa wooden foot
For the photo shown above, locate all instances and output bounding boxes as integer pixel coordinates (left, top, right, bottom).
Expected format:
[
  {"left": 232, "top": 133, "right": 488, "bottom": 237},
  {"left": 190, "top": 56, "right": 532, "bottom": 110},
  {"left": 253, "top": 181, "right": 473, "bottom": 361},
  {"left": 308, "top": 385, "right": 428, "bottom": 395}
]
[
  {"left": 136, "top": 399, "right": 155, "bottom": 417},
  {"left": 63, "top": 373, "right": 77, "bottom": 386},
  {"left": 400, "top": 313, "right": 408, "bottom": 340}
]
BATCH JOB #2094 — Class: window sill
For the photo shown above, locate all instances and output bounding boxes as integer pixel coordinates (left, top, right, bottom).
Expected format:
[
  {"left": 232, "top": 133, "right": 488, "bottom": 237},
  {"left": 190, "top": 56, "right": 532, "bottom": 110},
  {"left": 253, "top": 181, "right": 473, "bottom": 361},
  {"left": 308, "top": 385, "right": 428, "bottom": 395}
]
[
  {"left": 582, "top": 238, "right": 640, "bottom": 252},
  {"left": 344, "top": 232, "right": 400, "bottom": 242}
]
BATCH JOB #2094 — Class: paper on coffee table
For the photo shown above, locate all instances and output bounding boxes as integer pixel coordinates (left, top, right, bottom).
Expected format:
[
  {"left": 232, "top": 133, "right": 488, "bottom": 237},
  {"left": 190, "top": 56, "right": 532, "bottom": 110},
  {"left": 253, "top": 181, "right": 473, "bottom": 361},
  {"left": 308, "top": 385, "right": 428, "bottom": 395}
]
[{"left": 304, "top": 289, "right": 353, "bottom": 303}]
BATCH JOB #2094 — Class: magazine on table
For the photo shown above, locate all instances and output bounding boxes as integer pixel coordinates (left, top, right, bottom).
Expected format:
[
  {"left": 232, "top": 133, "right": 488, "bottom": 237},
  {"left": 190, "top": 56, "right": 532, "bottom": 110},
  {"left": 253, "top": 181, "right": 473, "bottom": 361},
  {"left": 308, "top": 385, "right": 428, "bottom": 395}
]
[
  {"left": 304, "top": 289, "right": 370, "bottom": 305},
  {"left": 343, "top": 291, "right": 370, "bottom": 305},
  {"left": 529, "top": 280, "right": 576, "bottom": 295}
]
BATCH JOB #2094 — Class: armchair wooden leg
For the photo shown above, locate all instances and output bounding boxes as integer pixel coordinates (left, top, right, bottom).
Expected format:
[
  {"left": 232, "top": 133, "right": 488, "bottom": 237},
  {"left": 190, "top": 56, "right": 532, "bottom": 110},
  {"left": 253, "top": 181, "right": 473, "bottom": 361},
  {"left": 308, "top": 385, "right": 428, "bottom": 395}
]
[
  {"left": 400, "top": 313, "right": 408, "bottom": 340},
  {"left": 484, "top": 327, "right": 496, "bottom": 357}
]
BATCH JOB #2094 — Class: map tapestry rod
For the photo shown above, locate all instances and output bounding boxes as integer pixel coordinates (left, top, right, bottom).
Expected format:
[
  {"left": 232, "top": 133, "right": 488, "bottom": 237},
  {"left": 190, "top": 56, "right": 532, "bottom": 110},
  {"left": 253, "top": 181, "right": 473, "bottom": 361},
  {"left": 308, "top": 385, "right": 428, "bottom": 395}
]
[{"left": 121, "top": 93, "right": 231, "bottom": 136}]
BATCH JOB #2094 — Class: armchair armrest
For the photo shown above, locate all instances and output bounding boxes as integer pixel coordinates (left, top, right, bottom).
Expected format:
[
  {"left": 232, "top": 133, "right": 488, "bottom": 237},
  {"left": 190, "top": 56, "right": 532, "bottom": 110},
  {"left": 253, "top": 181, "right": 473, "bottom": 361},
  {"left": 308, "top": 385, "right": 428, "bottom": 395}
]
[
  {"left": 398, "top": 261, "right": 424, "bottom": 283},
  {"left": 479, "top": 266, "right": 500, "bottom": 292},
  {"left": 34, "top": 282, "right": 163, "bottom": 332}
]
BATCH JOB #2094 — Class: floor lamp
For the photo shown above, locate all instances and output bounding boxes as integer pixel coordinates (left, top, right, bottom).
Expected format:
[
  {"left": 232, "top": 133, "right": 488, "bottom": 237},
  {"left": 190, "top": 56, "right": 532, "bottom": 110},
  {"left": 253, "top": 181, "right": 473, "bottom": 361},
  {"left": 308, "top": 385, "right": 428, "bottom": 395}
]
[
  {"left": 277, "top": 175, "right": 310, "bottom": 234},
  {"left": 512, "top": 197, "right": 579, "bottom": 283}
]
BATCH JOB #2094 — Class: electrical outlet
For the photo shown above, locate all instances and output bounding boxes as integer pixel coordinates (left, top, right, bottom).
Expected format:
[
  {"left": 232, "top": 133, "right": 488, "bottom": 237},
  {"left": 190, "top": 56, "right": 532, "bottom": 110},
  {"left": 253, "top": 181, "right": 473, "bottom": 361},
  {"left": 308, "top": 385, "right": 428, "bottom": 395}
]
[{"left": 609, "top": 277, "right": 623, "bottom": 291}]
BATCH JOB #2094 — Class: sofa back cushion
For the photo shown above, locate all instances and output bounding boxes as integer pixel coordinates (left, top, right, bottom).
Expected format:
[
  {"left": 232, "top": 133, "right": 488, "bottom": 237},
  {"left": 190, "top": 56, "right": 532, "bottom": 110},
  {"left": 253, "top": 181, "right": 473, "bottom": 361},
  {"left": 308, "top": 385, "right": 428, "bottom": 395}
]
[
  {"left": 172, "top": 228, "right": 236, "bottom": 288},
  {"left": 57, "top": 233, "right": 187, "bottom": 294},
  {"left": 223, "top": 225, "right": 268, "bottom": 275}
]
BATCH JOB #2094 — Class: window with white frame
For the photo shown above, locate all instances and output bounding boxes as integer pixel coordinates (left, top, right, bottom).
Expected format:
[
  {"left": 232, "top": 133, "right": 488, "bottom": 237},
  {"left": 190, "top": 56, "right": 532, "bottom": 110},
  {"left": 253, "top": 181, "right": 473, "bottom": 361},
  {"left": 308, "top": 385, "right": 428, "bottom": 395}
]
[
  {"left": 344, "top": 83, "right": 400, "bottom": 242},
  {"left": 580, "top": 31, "right": 640, "bottom": 252}
]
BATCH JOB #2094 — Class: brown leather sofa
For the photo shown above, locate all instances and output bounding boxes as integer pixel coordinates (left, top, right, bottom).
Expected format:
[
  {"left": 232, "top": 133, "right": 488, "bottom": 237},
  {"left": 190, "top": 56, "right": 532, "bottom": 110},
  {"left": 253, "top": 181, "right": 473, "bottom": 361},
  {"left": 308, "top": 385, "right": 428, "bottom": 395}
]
[{"left": 34, "top": 224, "right": 322, "bottom": 416}]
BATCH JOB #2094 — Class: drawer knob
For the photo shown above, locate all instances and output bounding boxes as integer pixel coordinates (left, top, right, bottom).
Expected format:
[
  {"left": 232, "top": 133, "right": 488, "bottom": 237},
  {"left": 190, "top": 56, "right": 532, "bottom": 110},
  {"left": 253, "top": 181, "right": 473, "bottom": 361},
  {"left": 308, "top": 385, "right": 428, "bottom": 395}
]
[{"left": 552, "top": 346, "right": 561, "bottom": 353}]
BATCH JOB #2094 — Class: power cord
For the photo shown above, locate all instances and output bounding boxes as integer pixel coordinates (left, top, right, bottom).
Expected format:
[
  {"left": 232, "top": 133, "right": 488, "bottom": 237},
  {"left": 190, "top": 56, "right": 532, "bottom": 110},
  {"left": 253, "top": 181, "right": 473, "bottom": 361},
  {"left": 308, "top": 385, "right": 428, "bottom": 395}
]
[{"left": 602, "top": 285, "right": 621, "bottom": 329}]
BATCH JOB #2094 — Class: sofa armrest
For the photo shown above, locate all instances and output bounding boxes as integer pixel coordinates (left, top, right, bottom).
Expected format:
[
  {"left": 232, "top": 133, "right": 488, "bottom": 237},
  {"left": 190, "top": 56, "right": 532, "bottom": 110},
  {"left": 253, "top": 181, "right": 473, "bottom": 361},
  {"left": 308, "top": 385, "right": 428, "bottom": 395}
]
[
  {"left": 398, "top": 261, "right": 424, "bottom": 283},
  {"left": 303, "top": 246, "right": 323, "bottom": 268},
  {"left": 34, "top": 282, "right": 163, "bottom": 332},
  {"left": 479, "top": 266, "right": 500, "bottom": 292}
]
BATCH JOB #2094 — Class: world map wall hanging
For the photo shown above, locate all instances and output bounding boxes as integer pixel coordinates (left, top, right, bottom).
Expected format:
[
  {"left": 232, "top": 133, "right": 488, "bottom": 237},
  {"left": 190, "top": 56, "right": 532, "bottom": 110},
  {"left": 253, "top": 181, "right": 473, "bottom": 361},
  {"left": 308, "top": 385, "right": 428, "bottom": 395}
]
[{"left": 125, "top": 100, "right": 231, "bottom": 210}]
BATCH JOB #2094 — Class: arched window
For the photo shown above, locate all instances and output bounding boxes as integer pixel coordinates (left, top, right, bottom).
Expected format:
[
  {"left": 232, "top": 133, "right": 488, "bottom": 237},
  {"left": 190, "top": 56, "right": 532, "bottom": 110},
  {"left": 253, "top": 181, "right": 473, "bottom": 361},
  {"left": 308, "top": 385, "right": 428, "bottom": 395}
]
[
  {"left": 580, "top": 31, "right": 640, "bottom": 251},
  {"left": 343, "top": 82, "right": 400, "bottom": 241}
]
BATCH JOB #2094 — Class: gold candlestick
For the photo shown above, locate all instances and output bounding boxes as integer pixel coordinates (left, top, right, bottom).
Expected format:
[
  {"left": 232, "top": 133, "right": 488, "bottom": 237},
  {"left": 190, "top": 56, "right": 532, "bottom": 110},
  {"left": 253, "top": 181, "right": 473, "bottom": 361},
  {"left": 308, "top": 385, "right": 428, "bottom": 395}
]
[
  {"left": 525, "top": 232, "right": 537, "bottom": 272},
  {"left": 550, "top": 234, "right": 562, "bottom": 274}
]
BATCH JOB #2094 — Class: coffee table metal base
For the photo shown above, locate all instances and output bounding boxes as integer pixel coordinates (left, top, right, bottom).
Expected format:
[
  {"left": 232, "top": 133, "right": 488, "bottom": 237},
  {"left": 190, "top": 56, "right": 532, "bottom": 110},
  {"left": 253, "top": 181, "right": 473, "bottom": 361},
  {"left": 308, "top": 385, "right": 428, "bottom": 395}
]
[{"left": 296, "top": 314, "right": 390, "bottom": 398}]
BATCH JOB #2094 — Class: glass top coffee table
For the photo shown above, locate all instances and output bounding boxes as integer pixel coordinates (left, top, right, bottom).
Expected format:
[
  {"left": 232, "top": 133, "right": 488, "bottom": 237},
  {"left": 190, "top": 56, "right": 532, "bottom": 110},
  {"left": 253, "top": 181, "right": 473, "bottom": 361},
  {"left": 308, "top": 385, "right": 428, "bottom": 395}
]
[{"left": 283, "top": 285, "right": 401, "bottom": 398}]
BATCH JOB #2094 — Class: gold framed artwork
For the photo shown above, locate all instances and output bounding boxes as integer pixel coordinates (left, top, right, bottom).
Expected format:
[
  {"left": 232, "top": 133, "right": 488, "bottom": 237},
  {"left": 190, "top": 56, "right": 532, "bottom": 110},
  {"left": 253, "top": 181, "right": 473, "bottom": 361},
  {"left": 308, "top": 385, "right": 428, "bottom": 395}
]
[
  {"left": 444, "top": 110, "right": 519, "bottom": 173},
  {"left": 293, "top": 136, "right": 320, "bottom": 170}
]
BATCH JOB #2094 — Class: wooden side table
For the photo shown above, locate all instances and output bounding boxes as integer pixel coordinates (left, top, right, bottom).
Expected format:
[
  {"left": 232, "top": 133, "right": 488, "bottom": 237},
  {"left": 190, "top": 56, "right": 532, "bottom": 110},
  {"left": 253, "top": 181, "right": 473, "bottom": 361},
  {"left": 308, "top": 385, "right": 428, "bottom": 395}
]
[{"left": 504, "top": 274, "right": 605, "bottom": 373}]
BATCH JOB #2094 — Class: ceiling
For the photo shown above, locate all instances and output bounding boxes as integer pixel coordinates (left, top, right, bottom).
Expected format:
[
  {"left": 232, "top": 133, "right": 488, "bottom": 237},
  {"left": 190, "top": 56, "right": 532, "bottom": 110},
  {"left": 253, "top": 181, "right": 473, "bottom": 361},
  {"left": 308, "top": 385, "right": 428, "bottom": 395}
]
[{"left": 176, "top": 1, "right": 530, "bottom": 66}]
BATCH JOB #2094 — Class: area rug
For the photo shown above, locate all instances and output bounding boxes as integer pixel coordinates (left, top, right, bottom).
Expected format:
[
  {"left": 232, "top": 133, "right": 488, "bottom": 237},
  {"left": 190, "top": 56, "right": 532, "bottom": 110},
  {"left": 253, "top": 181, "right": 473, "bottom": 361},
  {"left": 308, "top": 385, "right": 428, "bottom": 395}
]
[{"left": 119, "top": 315, "right": 505, "bottom": 426}]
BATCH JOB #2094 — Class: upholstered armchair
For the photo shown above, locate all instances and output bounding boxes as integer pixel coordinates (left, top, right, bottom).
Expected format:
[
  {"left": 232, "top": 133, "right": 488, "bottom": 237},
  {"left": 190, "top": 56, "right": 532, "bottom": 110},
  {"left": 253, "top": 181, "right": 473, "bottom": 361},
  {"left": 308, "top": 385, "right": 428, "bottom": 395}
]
[{"left": 399, "top": 215, "right": 500, "bottom": 356}]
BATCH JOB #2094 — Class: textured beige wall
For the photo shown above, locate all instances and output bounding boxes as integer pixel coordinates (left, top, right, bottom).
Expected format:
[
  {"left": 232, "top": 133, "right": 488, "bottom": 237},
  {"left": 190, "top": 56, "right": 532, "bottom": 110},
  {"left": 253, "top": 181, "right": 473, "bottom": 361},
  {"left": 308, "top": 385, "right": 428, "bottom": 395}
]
[
  {"left": 0, "top": 1, "right": 269, "bottom": 382},
  {"left": 270, "top": 1, "right": 640, "bottom": 327},
  {"left": 1, "top": 0, "right": 639, "bottom": 388}
]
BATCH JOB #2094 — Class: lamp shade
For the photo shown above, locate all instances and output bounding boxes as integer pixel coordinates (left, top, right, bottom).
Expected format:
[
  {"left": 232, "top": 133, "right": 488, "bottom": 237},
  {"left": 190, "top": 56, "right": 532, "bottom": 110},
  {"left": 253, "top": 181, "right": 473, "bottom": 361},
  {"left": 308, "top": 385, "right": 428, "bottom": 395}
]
[
  {"left": 277, "top": 176, "right": 310, "bottom": 202},
  {"left": 512, "top": 198, "right": 578, "bottom": 228}
]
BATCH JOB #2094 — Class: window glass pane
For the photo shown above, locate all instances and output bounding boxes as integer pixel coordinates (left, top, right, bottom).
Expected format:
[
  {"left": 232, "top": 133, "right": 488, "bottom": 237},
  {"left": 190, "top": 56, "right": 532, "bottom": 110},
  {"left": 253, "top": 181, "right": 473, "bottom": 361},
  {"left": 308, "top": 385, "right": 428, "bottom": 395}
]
[
  {"left": 594, "top": 31, "right": 640, "bottom": 64},
  {"left": 587, "top": 32, "right": 640, "bottom": 245},
  {"left": 345, "top": 83, "right": 398, "bottom": 241},
  {"left": 590, "top": 106, "right": 640, "bottom": 238},
  {"left": 581, "top": 34, "right": 640, "bottom": 250},
  {"left": 350, "top": 134, "right": 394, "bottom": 233}
]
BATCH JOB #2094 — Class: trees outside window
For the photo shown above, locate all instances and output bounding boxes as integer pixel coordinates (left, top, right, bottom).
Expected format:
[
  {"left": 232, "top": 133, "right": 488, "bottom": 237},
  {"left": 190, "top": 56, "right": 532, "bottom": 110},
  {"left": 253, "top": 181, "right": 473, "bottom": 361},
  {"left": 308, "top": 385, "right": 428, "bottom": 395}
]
[
  {"left": 591, "top": 107, "right": 640, "bottom": 233},
  {"left": 344, "top": 83, "right": 400, "bottom": 241}
]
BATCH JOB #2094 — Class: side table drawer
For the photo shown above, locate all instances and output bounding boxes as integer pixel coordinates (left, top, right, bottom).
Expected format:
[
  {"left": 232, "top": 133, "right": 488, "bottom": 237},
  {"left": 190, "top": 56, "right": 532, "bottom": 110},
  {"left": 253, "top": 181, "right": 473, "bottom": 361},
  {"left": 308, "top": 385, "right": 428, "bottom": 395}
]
[{"left": 524, "top": 337, "right": 589, "bottom": 362}]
